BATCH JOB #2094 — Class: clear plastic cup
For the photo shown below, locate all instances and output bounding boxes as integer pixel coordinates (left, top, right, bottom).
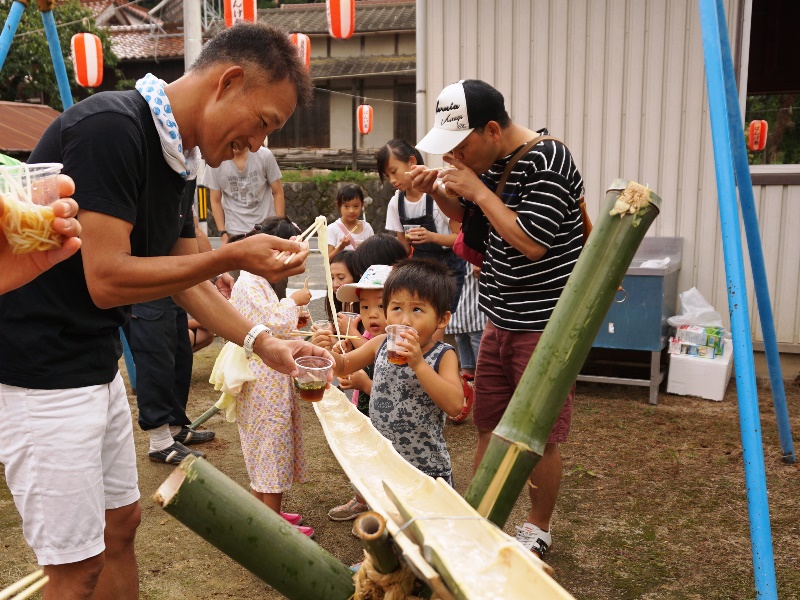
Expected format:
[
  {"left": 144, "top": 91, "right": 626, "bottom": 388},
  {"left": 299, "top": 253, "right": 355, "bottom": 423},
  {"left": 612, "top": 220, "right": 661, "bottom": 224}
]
[
  {"left": 385, "top": 324, "right": 417, "bottom": 365},
  {"left": 313, "top": 319, "right": 333, "bottom": 332},
  {"left": 297, "top": 305, "right": 311, "bottom": 329},
  {"left": 293, "top": 356, "right": 332, "bottom": 402},
  {"left": 0, "top": 163, "right": 63, "bottom": 254},
  {"left": 402, "top": 224, "right": 417, "bottom": 240},
  {"left": 0, "top": 163, "right": 62, "bottom": 206}
]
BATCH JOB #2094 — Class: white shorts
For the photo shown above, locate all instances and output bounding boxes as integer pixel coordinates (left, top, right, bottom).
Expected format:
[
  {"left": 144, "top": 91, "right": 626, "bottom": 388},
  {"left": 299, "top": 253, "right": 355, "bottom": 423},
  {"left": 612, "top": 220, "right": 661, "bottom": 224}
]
[{"left": 0, "top": 373, "right": 140, "bottom": 565}]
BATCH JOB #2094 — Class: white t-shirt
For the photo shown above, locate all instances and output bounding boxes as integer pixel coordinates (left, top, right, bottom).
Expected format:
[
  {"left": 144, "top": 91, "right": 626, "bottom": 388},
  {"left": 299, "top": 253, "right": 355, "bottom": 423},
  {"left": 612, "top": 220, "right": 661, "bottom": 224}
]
[
  {"left": 326, "top": 218, "right": 375, "bottom": 251},
  {"left": 202, "top": 147, "right": 282, "bottom": 236},
  {"left": 385, "top": 191, "right": 451, "bottom": 248}
]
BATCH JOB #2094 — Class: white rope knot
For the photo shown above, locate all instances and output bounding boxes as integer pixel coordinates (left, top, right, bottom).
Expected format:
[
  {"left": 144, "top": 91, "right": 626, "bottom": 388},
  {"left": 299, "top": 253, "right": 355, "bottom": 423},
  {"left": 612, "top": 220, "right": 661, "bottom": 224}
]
[{"left": 353, "top": 552, "right": 422, "bottom": 600}]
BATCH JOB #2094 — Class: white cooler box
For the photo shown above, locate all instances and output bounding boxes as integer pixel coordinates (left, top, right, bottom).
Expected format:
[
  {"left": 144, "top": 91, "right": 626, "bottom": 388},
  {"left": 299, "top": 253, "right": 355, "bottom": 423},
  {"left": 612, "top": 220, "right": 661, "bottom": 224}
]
[{"left": 667, "top": 339, "right": 734, "bottom": 401}]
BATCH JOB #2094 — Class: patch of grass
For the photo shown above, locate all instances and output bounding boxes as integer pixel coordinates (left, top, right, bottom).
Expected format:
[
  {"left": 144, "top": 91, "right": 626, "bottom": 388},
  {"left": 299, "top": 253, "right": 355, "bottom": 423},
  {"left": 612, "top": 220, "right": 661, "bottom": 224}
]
[{"left": 280, "top": 169, "right": 377, "bottom": 186}]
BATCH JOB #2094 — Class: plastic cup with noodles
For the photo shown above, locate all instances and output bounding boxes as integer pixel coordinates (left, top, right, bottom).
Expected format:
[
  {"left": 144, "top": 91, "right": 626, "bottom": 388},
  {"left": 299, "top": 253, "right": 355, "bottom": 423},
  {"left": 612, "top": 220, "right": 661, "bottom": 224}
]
[
  {"left": 293, "top": 356, "right": 332, "bottom": 402},
  {"left": 385, "top": 324, "right": 417, "bottom": 365},
  {"left": 0, "top": 163, "right": 62, "bottom": 206},
  {"left": 0, "top": 163, "right": 63, "bottom": 255}
]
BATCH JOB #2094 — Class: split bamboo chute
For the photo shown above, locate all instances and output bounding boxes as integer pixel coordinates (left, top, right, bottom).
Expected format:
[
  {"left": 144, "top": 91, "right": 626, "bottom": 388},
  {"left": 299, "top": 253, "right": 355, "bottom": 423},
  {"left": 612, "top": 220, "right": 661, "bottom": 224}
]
[{"left": 158, "top": 178, "right": 661, "bottom": 598}]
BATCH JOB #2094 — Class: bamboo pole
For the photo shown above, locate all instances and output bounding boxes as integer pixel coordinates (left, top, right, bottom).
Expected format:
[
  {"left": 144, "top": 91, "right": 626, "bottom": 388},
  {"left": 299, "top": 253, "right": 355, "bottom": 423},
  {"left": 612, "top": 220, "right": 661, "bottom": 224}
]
[
  {"left": 353, "top": 511, "right": 400, "bottom": 575},
  {"left": 465, "top": 180, "right": 661, "bottom": 527},
  {"left": 153, "top": 456, "right": 355, "bottom": 600},
  {"left": 189, "top": 405, "right": 220, "bottom": 430}
]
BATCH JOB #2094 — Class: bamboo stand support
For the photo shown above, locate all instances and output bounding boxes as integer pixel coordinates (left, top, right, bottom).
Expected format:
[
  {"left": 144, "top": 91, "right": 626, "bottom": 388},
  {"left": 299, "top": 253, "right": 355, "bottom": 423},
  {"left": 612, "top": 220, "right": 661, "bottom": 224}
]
[
  {"left": 465, "top": 180, "right": 662, "bottom": 527},
  {"left": 154, "top": 456, "right": 355, "bottom": 599}
]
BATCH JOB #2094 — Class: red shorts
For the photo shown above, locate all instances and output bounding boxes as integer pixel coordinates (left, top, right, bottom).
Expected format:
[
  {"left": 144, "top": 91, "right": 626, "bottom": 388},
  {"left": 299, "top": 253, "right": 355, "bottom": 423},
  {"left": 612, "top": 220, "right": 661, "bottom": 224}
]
[{"left": 473, "top": 321, "right": 574, "bottom": 442}]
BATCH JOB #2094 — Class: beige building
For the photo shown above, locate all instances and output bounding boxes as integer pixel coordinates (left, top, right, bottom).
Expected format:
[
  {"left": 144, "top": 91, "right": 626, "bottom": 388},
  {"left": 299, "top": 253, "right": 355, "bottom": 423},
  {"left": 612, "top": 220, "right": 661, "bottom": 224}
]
[
  {"left": 259, "top": 1, "right": 417, "bottom": 151},
  {"left": 416, "top": 0, "right": 800, "bottom": 349}
]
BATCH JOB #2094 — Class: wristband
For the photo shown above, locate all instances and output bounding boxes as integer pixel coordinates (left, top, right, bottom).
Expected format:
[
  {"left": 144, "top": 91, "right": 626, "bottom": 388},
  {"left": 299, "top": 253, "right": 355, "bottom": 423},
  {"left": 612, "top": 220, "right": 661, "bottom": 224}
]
[
  {"left": 210, "top": 274, "right": 221, "bottom": 284},
  {"left": 243, "top": 324, "right": 272, "bottom": 358},
  {"left": 219, "top": 230, "right": 228, "bottom": 236}
]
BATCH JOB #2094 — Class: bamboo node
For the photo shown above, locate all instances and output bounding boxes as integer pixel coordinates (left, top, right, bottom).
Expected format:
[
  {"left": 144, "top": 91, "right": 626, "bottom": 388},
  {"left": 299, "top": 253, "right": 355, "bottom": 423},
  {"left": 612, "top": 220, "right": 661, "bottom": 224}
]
[
  {"left": 353, "top": 551, "right": 422, "bottom": 600},
  {"left": 609, "top": 181, "right": 651, "bottom": 218}
]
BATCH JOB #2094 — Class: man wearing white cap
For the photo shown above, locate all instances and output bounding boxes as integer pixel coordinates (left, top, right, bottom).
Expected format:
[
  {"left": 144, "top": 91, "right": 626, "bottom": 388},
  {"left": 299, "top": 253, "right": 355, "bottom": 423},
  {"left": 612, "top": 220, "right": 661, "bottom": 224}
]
[{"left": 412, "top": 79, "right": 585, "bottom": 560}]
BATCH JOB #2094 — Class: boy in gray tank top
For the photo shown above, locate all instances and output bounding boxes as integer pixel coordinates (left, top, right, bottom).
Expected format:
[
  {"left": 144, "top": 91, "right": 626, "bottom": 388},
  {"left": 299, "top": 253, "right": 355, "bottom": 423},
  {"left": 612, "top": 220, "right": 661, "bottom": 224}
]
[{"left": 331, "top": 259, "right": 464, "bottom": 482}]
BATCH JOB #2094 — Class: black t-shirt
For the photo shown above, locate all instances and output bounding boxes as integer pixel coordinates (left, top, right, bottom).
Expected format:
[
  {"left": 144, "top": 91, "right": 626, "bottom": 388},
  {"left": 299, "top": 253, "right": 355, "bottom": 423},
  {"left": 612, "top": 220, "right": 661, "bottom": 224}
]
[{"left": 0, "top": 91, "right": 195, "bottom": 389}]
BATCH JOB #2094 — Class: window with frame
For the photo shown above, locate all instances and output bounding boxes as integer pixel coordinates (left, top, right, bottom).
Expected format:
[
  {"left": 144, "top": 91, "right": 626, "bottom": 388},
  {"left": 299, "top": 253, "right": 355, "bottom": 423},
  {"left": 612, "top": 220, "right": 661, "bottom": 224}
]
[{"left": 745, "top": 0, "right": 800, "bottom": 165}]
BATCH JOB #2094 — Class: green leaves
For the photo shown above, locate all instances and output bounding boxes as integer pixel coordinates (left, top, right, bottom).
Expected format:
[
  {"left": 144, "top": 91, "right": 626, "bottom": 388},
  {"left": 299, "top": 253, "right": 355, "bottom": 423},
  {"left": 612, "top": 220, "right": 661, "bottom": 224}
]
[{"left": 0, "top": 0, "right": 118, "bottom": 110}]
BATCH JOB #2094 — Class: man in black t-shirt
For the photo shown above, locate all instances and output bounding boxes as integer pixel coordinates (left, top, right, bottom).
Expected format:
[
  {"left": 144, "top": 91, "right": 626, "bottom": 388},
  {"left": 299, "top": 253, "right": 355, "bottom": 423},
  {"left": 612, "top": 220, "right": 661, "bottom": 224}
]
[
  {"left": 0, "top": 24, "right": 329, "bottom": 599},
  {"left": 412, "top": 80, "right": 584, "bottom": 561}
]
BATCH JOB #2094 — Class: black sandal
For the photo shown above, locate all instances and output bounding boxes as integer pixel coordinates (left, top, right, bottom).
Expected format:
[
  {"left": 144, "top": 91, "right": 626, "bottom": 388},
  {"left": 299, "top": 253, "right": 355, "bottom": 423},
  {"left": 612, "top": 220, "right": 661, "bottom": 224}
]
[
  {"left": 173, "top": 426, "right": 215, "bottom": 445},
  {"left": 148, "top": 441, "right": 205, "bottom": 464}
]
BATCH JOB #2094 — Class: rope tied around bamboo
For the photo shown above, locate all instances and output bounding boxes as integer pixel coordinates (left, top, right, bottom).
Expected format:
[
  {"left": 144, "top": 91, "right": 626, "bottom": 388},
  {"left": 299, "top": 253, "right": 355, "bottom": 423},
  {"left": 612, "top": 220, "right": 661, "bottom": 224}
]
[{"left": 353, "top": 552, "right": 422, "bottom": 600}]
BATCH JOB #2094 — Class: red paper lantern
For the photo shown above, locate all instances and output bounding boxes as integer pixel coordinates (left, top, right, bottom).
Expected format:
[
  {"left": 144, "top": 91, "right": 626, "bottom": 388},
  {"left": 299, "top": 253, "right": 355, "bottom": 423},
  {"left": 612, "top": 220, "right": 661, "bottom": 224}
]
[
  {"left": 70, "top": 33, "right": 103, "bottom": 88},
  {"left": 327, "top": 0, "right": 355, "bottom": 39},
  {"left": 357, "top": 104, "right": 373, "bottom": 135},
  {"left": 224, "top": 0, "right": 256, "bottom": 27},
  {"left": 289, "top": 33, "right": 311, "bottom": 71},
  {"left": 748, "top": 120, "right": 768, "bottom": 152}
]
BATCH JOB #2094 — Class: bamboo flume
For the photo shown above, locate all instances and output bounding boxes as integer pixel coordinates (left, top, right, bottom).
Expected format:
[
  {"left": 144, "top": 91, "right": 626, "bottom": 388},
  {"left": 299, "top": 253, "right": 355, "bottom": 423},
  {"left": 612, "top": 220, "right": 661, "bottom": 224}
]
[
  {"left": 465, "top": 180, "right": 662, "bottom": 527},
  {"left": 153, "top": 456, "right": 355, "bottom": 600}
]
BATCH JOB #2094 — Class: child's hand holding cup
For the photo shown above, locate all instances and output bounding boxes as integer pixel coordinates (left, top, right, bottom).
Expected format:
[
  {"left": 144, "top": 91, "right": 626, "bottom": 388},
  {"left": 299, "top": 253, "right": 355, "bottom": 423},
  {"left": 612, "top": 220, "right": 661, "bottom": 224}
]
[{"left": 385, "top": 324, "right": 417, "bottom": 365}]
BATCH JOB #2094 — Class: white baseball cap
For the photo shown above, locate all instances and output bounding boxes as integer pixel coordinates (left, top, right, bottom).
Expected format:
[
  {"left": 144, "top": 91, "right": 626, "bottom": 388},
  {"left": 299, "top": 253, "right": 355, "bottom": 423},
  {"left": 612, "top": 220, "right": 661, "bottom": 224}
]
[
  {"left": 336, "top": 264, "right": 393, "bottom": 304},
  {"left": 416, "top": 79, "right": 509, "bottom": 155}
]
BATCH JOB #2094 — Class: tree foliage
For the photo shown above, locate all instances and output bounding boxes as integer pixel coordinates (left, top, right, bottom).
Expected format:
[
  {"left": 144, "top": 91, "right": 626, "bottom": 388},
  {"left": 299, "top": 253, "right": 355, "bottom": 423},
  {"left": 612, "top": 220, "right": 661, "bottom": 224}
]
[
  {"left": 0, "top": 0, "right": 118, "bottom": 110},
  {"left": 745, "top": 93, "right": 800, "bottom": 165}
]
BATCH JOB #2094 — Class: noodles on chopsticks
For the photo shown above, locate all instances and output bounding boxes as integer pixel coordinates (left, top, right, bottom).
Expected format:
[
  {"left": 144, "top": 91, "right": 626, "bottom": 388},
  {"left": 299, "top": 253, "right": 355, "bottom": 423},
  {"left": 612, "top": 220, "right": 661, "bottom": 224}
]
[{"left": 0, "top": 164, "right": 62, "bottom": 255}]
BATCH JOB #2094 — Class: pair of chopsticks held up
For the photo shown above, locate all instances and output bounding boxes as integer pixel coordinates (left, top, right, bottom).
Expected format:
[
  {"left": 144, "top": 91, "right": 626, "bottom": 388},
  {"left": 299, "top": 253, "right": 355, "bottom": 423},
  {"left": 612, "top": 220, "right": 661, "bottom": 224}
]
[{"left": 275, "top": 216, "right": 326, "bottom": 265}]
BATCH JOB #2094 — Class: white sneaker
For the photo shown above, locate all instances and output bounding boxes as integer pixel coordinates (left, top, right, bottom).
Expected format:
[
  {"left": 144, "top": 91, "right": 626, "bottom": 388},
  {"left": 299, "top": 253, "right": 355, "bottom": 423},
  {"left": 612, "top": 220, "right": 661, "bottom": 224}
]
[{"left": 515, "top": 522, "right": 552, "bottom": 558}]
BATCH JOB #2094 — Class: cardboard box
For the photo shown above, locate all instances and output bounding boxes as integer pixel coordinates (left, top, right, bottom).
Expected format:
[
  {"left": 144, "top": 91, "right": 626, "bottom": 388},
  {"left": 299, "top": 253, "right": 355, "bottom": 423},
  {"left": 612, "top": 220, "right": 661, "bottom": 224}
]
[{"left": 667, "top": 339, "right": 734, "bottom": 401}]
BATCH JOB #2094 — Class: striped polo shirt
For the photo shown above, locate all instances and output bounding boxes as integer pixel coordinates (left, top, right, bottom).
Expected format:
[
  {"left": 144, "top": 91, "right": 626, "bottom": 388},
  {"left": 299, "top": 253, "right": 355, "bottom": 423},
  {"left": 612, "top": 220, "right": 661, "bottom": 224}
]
[{"left": 477, "top": 131, "right": 584, "bottom": 331}]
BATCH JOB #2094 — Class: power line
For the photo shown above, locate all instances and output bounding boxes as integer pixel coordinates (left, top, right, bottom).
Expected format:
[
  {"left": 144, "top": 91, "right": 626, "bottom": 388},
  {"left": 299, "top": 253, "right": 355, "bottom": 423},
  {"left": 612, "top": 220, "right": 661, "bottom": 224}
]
[
  {"left": 13, "top": 0, "right": 150, "bottom": 38},
  {"left": 314, "top": 87, "right": 416, "bottom": 106}
]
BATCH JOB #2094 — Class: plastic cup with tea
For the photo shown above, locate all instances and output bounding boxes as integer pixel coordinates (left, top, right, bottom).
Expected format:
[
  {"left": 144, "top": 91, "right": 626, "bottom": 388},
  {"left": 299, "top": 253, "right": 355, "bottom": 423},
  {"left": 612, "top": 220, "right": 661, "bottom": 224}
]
[
  {"left": 402, "top": 224, "right": 417, "bottom": 241},
  {"left": 293, "top": 356, "right": 333, "bottom": 402},
  {"left": 385, "top": 324, "right": 417, "bottom": 365},
  {"left": 297, "top": 305, "right": 311, "bottom": 329}
]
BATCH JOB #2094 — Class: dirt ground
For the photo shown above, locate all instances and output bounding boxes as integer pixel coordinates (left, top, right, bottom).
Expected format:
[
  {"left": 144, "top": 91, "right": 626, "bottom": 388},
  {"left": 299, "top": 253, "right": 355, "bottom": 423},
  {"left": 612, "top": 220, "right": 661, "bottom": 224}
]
[{"left": 2, "top": 332, "right": 799, "bottom": 599}]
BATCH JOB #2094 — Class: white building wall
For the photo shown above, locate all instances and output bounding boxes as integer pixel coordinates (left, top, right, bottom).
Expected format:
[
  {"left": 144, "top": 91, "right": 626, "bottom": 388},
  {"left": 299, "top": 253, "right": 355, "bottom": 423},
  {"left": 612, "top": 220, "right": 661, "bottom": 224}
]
[{"left": 419, "top": 0, "right": 800, "bottom": 346}]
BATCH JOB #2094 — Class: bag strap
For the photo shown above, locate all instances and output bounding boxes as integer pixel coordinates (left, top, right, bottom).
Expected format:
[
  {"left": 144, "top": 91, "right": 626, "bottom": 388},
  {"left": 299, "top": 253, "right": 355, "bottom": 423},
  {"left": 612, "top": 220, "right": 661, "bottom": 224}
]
[{"left": 494, "top": 134, "right": 550, "bottom": 194}]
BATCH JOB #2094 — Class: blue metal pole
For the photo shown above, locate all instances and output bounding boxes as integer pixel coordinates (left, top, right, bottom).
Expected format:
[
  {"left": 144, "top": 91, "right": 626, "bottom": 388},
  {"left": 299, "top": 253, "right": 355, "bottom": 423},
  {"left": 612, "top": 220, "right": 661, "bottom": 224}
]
[
  {"left": 0, "top": 1, "right": 26, "bottom": 71},
  {"left": 714, "top": 0, "right": 795, "bottom": 464},
  {"left": 40, "top": 8, "right": 72, "bottom": 109},
  {"left": 120, "top": 328, "right": 137, "bottom": 392},
  {"left": 698, "top": 1, "right": 778, "bottom": 598}
]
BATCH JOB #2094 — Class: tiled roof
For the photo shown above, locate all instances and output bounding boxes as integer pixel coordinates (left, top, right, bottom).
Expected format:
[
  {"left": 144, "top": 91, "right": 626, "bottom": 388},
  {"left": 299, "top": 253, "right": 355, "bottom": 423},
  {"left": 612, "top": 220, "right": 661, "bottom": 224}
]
[
  {"left": 259, "top": 1, "right": 415, "bottom": 34},
  {"left": 311, "top": 54, "right": 414, "bottom": 80},
  {"left": 109, "top": 28, "right": 184, "bottom": 60},
  {"left": 0, "top": 102, "right": 60, "bottom": 154},
  {"left": 78, "top": 0, "right": 158, "bottom": 26}
]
